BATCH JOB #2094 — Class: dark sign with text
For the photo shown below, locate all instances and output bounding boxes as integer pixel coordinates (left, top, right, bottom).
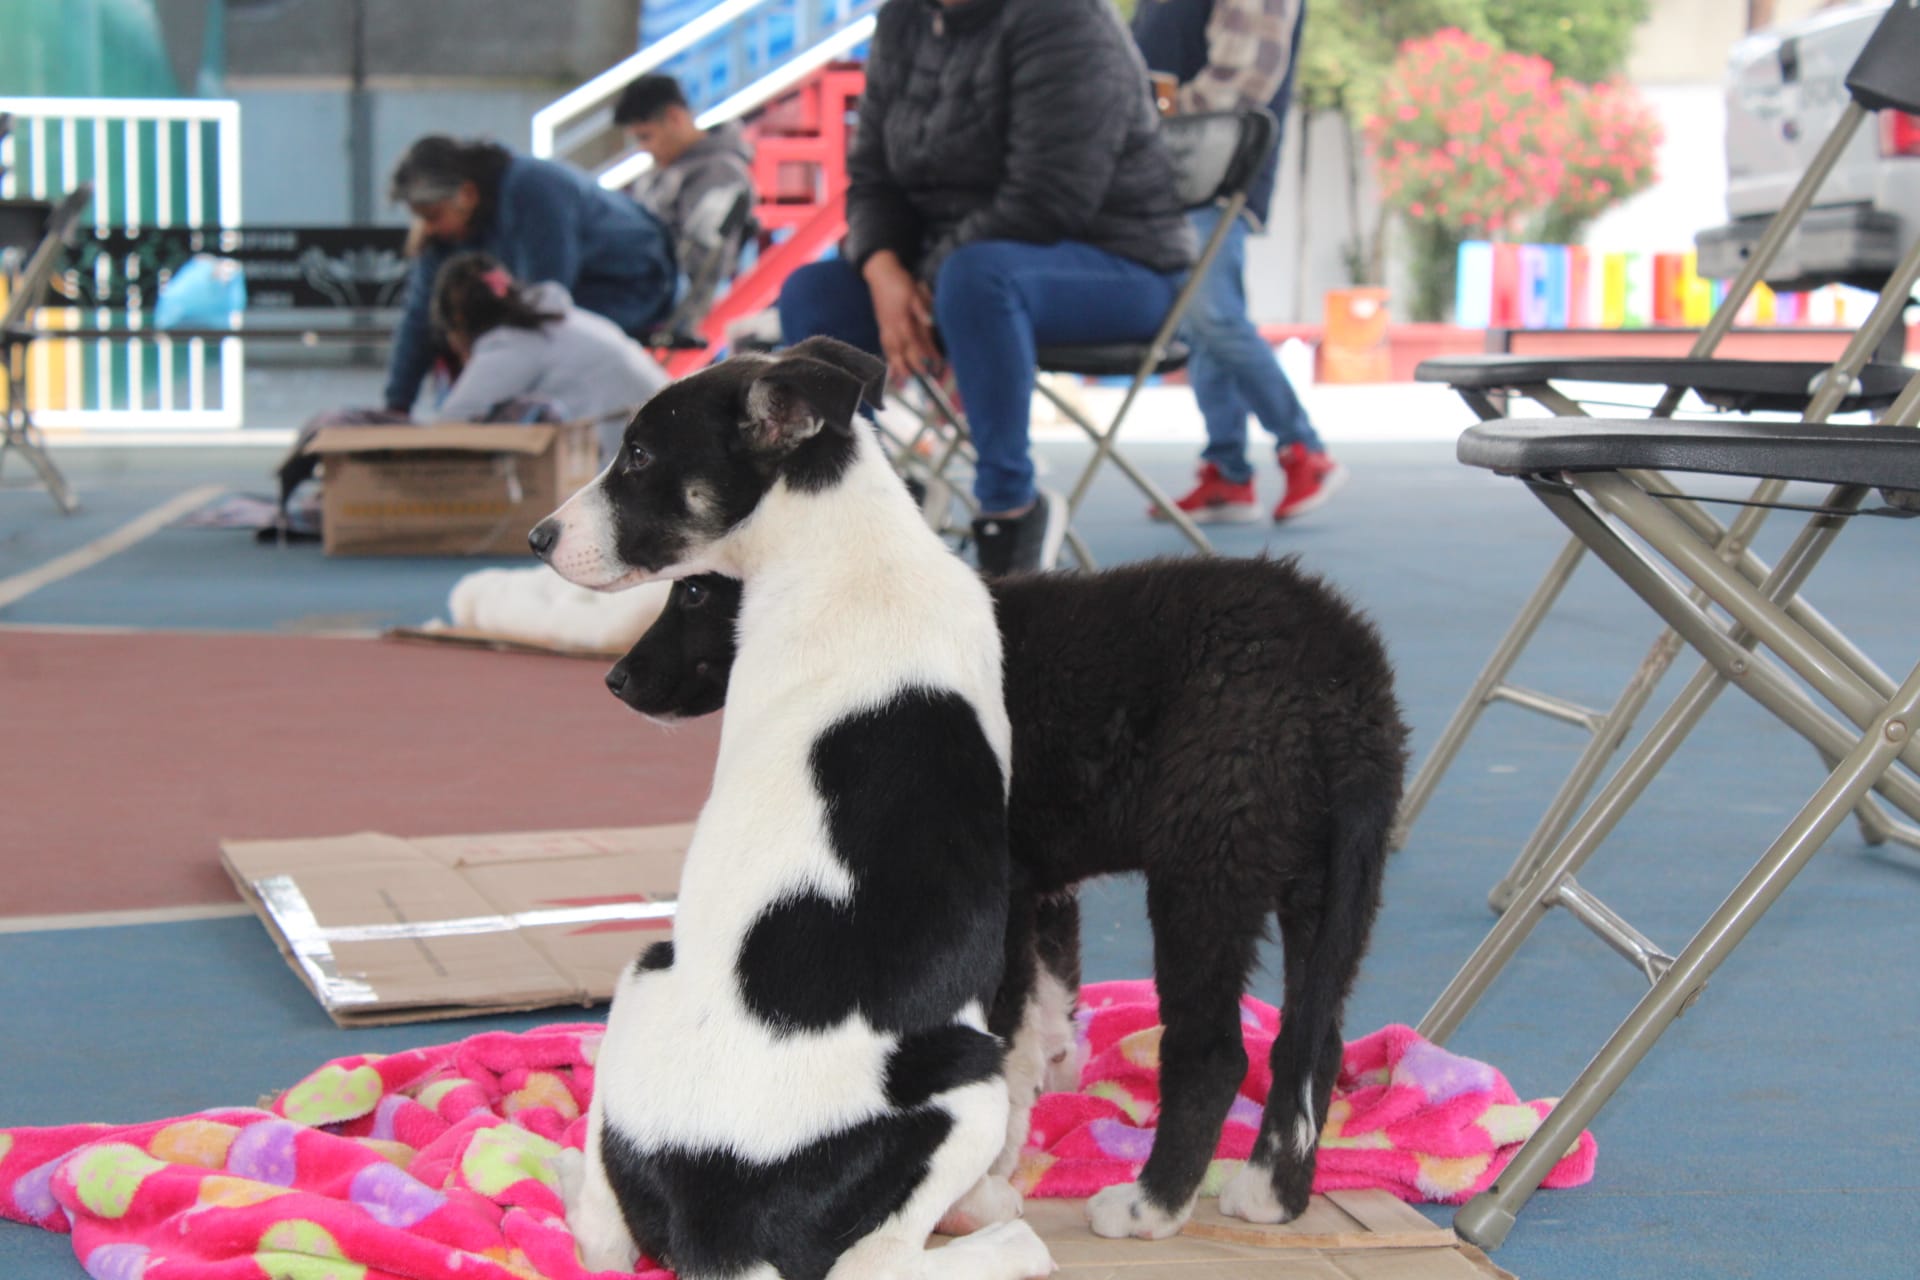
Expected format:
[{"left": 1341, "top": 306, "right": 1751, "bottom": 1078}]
[{"left": 57, "top": 225, "right": 411, "bottom": 312}]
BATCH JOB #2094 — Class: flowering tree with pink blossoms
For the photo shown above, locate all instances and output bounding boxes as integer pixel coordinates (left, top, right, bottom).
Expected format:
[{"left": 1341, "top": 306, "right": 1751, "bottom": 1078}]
[{"left": 1359, "top": 27, "right": 1662, "bottom": 320}]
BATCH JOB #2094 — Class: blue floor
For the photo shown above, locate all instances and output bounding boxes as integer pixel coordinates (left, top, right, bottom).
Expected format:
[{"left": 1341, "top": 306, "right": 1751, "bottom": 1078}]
[{"left": 4, "top": 435, "right": 1919, "bottom": 1277}]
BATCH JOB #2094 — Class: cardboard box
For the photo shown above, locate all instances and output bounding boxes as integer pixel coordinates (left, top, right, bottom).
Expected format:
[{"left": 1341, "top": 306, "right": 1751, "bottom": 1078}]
[
  {"left": 304, "top": 422, "right": 600, "bottom": 557},
  {"left": 220, "top": 824, "right": 691, "bottom": 1027}
]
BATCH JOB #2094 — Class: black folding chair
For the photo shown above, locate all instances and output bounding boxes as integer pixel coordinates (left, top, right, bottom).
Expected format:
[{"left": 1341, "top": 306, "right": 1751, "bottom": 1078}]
[
  {"left": 1, "top": 183, "right": 92, "bottom": 514},
  {"left": 1424, "top": 364, "right": 1920, "bottom": 1248}
]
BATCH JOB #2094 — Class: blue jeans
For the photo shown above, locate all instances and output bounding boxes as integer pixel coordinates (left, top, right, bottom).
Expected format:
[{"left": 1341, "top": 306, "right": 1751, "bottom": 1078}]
[
  {"left": 1185, "top": 207, "right": 1323, "bottom": 484},
  {"left": 778, "top": 241, "right": 1181, "bottom": 513}
]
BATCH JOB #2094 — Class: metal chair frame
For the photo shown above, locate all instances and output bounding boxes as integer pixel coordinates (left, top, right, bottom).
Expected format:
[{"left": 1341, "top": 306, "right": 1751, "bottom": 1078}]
[
  {"left": 1428, "top": 371, "right": 1920, "bottom": 1248},
  {"left": 1, "top": 183, "right": 92, "bottom": 514}
]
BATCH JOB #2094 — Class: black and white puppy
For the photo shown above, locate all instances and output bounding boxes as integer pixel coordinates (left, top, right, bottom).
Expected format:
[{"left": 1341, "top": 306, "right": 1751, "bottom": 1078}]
[
  {"left": 531, "top": 337, "right": 1053, "bottom": 1280},
  {"left": 605, "top": 557, "right": 1411, "bottom": 1239}
]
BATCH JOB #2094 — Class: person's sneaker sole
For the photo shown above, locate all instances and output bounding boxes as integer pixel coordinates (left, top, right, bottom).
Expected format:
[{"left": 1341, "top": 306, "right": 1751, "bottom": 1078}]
[
  {"left": 1274, "top": 463, "right": 1350, "bottom": 521},
  {"left": 1152, "top": 501, "right": 1262, "bottom": 525}
]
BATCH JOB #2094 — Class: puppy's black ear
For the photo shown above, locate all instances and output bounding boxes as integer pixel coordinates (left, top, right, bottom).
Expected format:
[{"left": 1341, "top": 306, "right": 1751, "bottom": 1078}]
[
  {"left": 784, "top": 336, "right": 887, "bottom": 409},
  {"left": 744, "top": 340, "right": 885, "bottom": 452}
]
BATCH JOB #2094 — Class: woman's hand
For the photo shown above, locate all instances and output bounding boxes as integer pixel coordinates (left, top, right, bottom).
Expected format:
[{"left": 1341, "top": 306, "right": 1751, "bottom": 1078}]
[{"left": 862, "top": 251, "right": 940, "bottom": 383}]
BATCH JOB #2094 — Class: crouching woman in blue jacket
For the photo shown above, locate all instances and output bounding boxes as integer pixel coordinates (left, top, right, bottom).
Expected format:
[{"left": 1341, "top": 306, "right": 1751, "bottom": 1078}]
[{"left": 383, "top": 135, "right": 678, "bottom": 416}]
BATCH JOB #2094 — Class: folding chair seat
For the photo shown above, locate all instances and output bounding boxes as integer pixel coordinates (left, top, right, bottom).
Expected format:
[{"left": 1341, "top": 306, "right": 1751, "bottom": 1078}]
[
  {"left": 1424, "top": 369, "right": 1920, "bottom": 1250},
  {"left": 1393, "top": 0, "right": 1920, "bottom": 903},
  {"left": 1415, "top": 354, "right": 1912, "bottom": 420},
  {"left": 1031, "top": 341, "right": 1190, "bottom": 380},
  {"left": 895, "top": 107, "right": 1278, "bottom": 569},
  {"left": 1, "top": 182, "right": 92, "bottom": 514}
]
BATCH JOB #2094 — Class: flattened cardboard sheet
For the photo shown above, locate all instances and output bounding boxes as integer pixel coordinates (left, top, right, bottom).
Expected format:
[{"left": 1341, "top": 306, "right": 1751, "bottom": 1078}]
[
  {"left": 221, "top": 824, "right": 691, "bottom": 1026},
  {"left": 1026, "top": 1195, "right": 1509, "bottom": 1279}
]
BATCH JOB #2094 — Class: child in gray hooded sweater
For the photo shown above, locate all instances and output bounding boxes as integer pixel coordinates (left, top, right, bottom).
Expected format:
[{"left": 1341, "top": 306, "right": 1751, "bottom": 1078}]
[{"left": 431, "top": 252, "right": 669, "bottom": 460}]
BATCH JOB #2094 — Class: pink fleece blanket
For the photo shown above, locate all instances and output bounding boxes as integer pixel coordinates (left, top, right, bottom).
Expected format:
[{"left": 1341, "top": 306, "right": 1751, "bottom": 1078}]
[
  {"left": 0, "top": 983, "right": 1593, "bottom": 1279},
  {"left": 1014, "top": 980, "right": 1594, "bottom": 1203}
]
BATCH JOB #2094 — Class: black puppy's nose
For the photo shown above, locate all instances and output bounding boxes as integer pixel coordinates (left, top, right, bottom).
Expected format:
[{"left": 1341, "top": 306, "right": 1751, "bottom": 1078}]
[
  {"left": 605, "top": 666, "right": 630, "bottom": 697},
  {"left": 528, "top": 518, "right": 559, "bottom": 560}
]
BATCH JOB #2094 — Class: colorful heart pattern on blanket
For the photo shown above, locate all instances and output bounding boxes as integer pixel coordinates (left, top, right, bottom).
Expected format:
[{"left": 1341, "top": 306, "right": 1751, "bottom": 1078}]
[
  {"left": 0, "top": 984, "right": 1593, "bottom": 1278},
  {"left": 1014, "top": 980, "right": 1595, "bottom": 1204}
]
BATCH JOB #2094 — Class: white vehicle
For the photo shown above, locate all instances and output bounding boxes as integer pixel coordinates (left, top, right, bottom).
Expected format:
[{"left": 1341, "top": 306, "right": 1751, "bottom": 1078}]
[{"left": 1695, "top": 0, "right": 1920, "bottom": 294}]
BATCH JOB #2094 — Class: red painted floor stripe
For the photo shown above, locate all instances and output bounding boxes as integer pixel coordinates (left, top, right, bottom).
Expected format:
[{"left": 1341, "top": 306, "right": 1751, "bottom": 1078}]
[{"left": 0, "top": 631, "right": 718, "bottom": 917}]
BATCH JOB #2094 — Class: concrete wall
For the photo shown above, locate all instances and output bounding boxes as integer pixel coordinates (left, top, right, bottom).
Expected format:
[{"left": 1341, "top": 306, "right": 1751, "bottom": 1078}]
[
  {"left": 230, "top": 85, "right": 560, "bottom": 225},
  {"left": 225, "top": 0, "right": 639, "bottom": 81},
  {"left": 222, "top": 0, "right": 640, "bottom": 227},
  {"left": 1248, "top": 109, "right": 1377, "bottom": 326}
]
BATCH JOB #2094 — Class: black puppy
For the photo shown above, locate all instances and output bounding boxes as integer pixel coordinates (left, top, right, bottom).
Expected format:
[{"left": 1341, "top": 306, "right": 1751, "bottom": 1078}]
[{"left": 607, "top": 556, "right": 1409, "bottom": 1237}]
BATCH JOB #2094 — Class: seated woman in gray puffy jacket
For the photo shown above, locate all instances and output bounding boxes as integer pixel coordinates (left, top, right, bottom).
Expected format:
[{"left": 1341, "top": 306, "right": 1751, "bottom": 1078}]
[
  {"left": 776, "top": 0, "right": 1195, "bottom": 575},
  {"left": 431, "top": 252, "right": 669, "bottom": 459}
]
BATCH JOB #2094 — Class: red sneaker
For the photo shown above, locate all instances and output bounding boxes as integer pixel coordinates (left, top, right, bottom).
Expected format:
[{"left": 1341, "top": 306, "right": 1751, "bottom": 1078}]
[
  {"left": 1274, "top": 444, "right": 1348, "bottom": 521},
  {"left": 1149, "top": 463, "right": 1260, "bottom": 524}
]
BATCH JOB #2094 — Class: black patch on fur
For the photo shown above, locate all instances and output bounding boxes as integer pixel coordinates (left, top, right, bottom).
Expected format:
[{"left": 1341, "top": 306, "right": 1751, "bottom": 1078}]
[
  {"left": 602, "top": 1105, "right": 952, "bottom": 1280},
  {"left": 883, "top": 1023, "right": 1004, "bottom": 1110},
  {"left": 634, "top": 940, "right": 674, "bottom": 974},
  {"left": 606, "top": 575, "right": 740, "bottom": 719},
  {"left": 578, "top": 343, "right": 882, "bottom": 578},
  {"left": 611, "top": 554, "right": 1411, "bottom": 1223},
  {"left": 736, "top": 687, "right": 1009, "bottom": 1035}
]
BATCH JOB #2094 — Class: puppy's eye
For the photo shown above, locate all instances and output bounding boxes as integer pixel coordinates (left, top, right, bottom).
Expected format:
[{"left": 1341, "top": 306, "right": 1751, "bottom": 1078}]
[
  {"left": 625, "top": 442, "right": 654, "bottom": 472},
  {"left": 683, "top": 582, "right": 707, "bottom": 607}
]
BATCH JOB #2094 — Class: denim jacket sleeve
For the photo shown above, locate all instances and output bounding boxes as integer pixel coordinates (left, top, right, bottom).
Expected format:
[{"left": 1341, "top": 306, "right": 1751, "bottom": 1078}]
[{"left": 382, "top": 243, "right": 448, "bottom": 413}]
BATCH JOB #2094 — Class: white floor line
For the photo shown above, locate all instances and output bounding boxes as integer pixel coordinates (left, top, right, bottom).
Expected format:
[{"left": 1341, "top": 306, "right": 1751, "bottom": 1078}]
[
  {"left": 0, "top": 483, "right": 227, "bottom": 610},
  {"left": 0, "top": 902, "right": 253, "bottom": 935}
]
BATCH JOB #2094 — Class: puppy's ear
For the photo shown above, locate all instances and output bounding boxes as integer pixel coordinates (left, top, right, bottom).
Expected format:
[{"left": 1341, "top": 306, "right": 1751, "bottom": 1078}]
[
  {"left": 783, "top": 337, "right": 887, "bottom": 410},
  {"left": 743, "top": 340, "right": 885, "bottom": 452}
]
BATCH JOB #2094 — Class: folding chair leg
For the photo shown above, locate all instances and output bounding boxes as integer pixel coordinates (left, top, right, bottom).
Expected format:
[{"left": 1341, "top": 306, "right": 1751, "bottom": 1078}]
[
  {"left": 1421, "top": 481, "right": 1920, "bottom": 1045},
  {"left": 0, "top": 403, "right": 78, "bottom": 514},
  {"left": 1036, "top": 380, "right": 1215, "bottom": 557},
  {"left": 1469, "top": 465, "right": 1904, "bottom": 908},
  {"left": 1452, "top": 649, "right": 1920, "bottom": 1249},
  {"left": 1819, "top": 747, "right": 1920, "bottom": 850},
  {"left": 1392, "top": 535, "right": 1592, "bottom": 848},
  {"left": 1482, "top": 625, "right": 1692, "bottom": 910},
  {"left": 1063, "top": 527, "right": 1095, "bottom": 572}
]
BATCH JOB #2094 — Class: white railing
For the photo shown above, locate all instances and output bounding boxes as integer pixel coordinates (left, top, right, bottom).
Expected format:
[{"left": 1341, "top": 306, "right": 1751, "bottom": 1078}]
[
  {"left": 530, "top": 0, "right": 878, "bottom": 191},
  {"left": 0, "top": 97, "right": 244, "bottom": 431}
]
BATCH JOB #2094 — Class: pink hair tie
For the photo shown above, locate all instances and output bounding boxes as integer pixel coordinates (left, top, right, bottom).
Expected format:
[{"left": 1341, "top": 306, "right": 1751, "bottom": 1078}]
[{"left": 481, "top": 266, "right": 513, "bottom": 298}]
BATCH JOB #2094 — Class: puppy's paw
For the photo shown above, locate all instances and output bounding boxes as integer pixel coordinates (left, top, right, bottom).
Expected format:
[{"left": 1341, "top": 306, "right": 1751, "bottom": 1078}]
[
  {"left": 948, "top": 1218, "right": 1056, "bottom": 1279},
  {"left": 937, "top": 1173, "right": 1023, "bottom": 1235},
  {"left": 558, "top": 1148, "right": 640, "bottom": 1273},
  {"left": 570, "top": 1212, "right": 641, "bottom": 1276},
  {"left": 1041, "top": 1041, "right": 1085, "bottom": 1096},
  {"left": 1086, "top": 1182, "right": 1190, "bottom": 1240},
  {"left": 1218, "top": 1160, "right": 1296, "bottom": 1225}
]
